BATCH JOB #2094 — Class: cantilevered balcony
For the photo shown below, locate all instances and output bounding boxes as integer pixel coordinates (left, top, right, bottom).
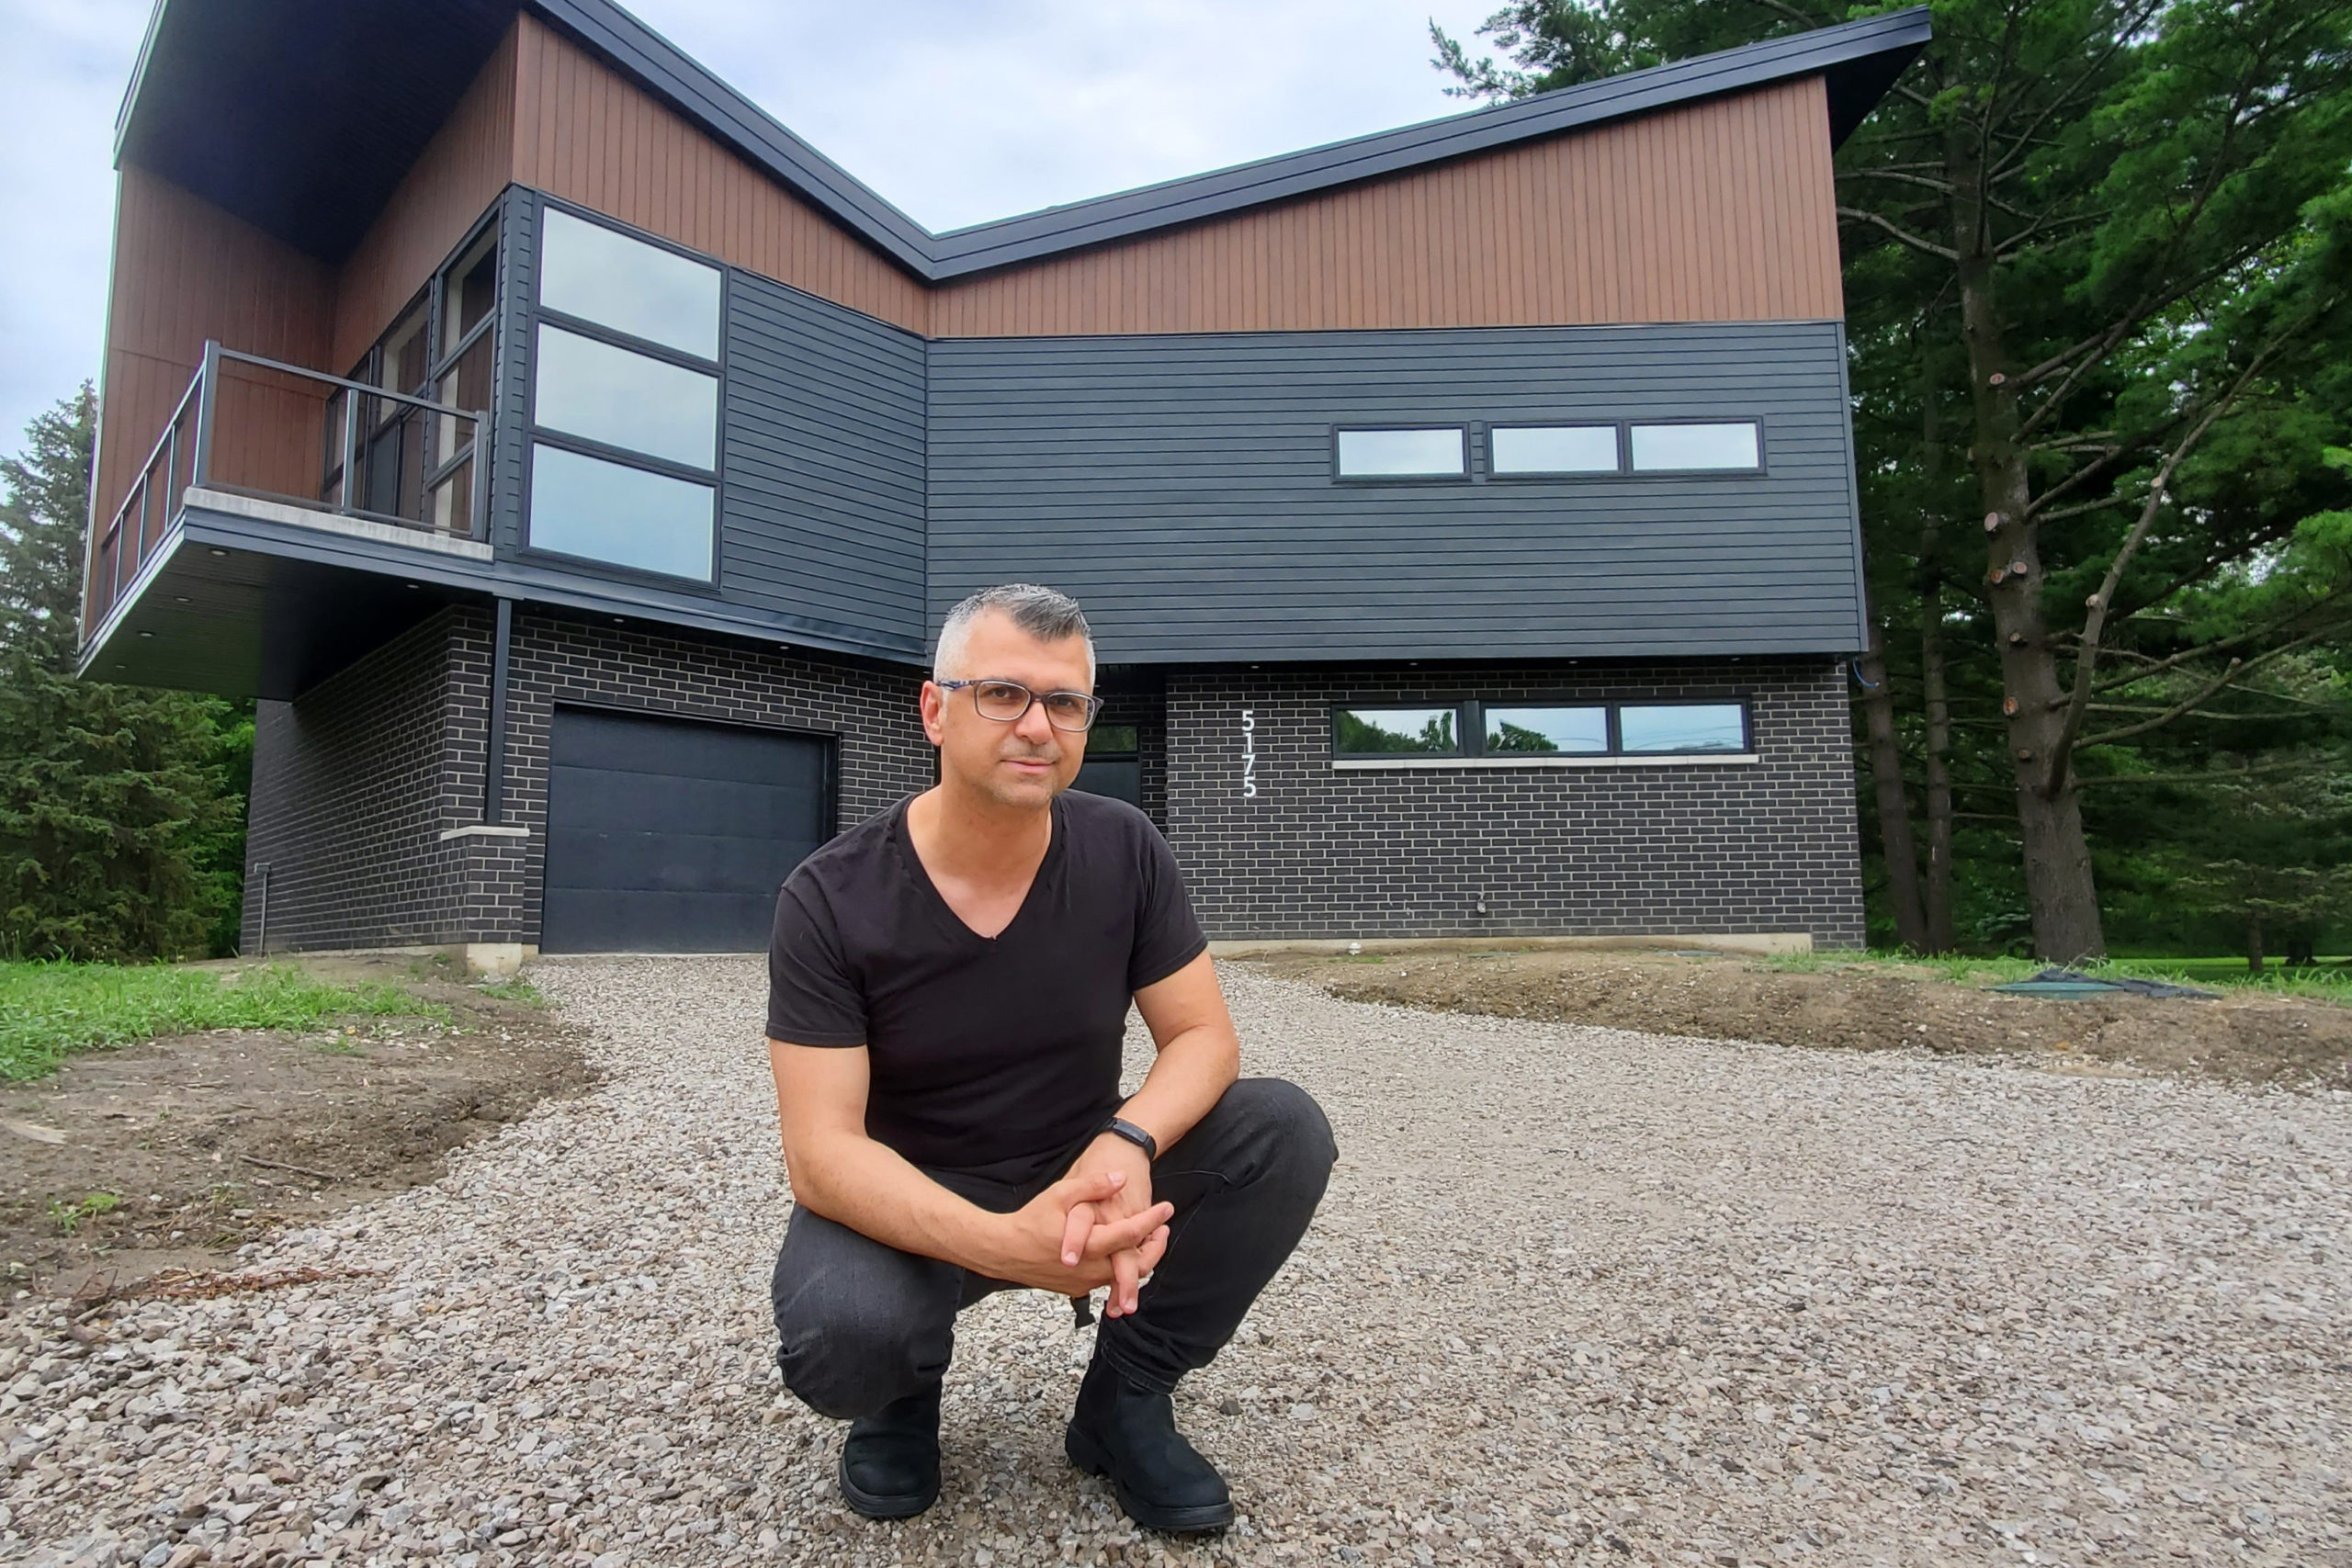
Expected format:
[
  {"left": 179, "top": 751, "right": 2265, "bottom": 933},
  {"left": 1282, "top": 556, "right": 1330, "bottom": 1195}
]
[{"left": 80, "top": 343, "right": 494, "bottom": 697}]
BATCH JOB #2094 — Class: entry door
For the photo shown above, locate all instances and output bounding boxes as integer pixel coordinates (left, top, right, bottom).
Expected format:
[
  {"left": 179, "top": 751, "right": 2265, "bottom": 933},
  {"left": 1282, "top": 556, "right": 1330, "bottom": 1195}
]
[{"left": 541, "top": 708, "right": 831, "bottom": 953}]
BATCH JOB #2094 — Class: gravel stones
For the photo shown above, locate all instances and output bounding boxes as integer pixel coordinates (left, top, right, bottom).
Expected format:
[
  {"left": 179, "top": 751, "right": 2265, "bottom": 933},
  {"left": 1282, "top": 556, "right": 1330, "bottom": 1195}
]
[{"left": 6, "top": 956, "right": 2347, "bottom": 1566}]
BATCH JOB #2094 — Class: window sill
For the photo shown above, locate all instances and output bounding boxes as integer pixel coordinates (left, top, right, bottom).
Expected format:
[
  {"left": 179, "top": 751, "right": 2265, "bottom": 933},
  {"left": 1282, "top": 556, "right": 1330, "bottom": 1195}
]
[
  {"left": 1332, "top": 753, "right": 1760, "bottom": 771},
  {"left": 438, "top": 824, "right": 532, "bottom": 841}
]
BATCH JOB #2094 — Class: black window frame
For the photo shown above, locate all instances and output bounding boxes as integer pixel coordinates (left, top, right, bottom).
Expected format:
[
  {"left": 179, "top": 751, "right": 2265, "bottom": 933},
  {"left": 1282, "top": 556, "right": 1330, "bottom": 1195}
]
[
  {"left": 1329, "top": 423, "right": 1472, "bottom": 485},
  {"left": 1623, "top": 417, "right": 1768, "bottom": 476},
  {"left": 1330, "top": 696, "right": 1756, "bottom": 761},
  {"left": 516, "top": 193, "right": 729, "bottom": 592}
]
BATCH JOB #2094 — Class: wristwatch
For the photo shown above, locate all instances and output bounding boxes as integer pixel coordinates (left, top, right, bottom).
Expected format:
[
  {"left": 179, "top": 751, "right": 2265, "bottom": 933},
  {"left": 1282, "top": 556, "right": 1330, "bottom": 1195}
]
[{"left": 1099, "top": 1115, "right": 1159, "bottom": 1162}]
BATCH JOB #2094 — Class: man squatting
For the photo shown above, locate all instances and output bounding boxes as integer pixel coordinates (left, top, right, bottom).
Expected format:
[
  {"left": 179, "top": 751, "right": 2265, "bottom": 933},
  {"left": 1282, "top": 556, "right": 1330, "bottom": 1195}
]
[{"left": 763, "top": 582, "right": 1338, "bottom": 1532}]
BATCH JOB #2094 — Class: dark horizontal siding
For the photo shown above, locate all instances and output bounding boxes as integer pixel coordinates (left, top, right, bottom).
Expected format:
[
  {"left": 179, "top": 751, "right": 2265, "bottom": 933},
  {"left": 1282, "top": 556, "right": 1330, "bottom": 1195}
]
[
  {"left": 926, "top": 321, "right": 1866, "bottom": 663},
  {"left": 721, "top": 271, "right": 928, "bottom": 653}
]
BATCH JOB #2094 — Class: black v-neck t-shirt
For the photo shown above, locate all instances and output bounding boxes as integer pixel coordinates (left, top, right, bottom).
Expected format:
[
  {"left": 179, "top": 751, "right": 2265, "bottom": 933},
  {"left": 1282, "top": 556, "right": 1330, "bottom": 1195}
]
[{"left": 765, "top": 791, "right": 1208, "bottom": 1185}]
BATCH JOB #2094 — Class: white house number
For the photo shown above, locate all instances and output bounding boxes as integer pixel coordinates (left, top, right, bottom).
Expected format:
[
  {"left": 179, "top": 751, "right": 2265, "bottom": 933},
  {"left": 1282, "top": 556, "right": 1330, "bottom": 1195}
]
[{"left": 1240, "top": 709, "right": 1258, "bottom": 799}]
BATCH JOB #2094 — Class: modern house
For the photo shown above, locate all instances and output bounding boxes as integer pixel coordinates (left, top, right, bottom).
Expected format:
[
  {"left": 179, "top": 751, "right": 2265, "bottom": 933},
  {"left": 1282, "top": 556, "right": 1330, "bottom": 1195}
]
[{"left": 82, "top": 0, "right": 1929, "bottom": 960}]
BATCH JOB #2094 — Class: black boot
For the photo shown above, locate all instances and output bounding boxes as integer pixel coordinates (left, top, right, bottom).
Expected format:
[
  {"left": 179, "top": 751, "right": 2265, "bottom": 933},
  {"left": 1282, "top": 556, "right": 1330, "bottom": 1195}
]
[
  {"left": 838, "top": 1382, "right": 942, "bottom": 1518},
  {"left": 1065, "top": 1357, "right": 1233, "bottom": 1533}
]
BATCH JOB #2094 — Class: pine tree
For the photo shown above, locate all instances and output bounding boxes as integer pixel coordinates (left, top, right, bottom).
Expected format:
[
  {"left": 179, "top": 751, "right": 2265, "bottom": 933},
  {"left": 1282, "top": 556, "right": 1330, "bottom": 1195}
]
[{"left": 0, "top": 387, "right": 248, "bottom": 961}]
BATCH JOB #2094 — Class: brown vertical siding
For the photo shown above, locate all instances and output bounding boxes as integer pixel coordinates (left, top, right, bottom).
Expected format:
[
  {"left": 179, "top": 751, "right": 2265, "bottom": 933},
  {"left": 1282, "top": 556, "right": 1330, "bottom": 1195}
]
[
  {"left": 931, "top": 76, "right": 1842, "bottom": 336},
  {"left": 92, "top": 167, "right": 335, "bottom": 546},
  {"left": 509, "top": 15, "right": 929, "bottom": 333},
  {"left": 333, "top": 25, "right": 519, "bottom": 372}
]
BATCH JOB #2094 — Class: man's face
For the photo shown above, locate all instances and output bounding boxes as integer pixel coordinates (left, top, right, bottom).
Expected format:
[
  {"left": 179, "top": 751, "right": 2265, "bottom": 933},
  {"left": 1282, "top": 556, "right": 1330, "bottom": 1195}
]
[{"left": 922, "top": 610, "right": 1092, "bottom": 811}]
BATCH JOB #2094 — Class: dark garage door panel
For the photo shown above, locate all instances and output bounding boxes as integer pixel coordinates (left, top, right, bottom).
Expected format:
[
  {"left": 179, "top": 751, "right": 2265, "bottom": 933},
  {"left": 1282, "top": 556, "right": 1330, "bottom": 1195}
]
[{"left": 543, "top": 709, "right": 831, "bottom": 953}]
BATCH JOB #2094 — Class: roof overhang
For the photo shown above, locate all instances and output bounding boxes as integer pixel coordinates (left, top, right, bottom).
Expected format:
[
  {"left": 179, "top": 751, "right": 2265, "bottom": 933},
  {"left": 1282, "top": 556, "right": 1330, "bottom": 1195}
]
[{"left": 117, "top": 0, "right": 1928, "bottom": 276}]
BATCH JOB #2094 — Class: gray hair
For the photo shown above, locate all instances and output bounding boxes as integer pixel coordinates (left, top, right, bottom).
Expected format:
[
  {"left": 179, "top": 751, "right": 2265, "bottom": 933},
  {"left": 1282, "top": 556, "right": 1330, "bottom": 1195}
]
[{"left": 932, "top": 583, "right": 1095, "bottom": 682}]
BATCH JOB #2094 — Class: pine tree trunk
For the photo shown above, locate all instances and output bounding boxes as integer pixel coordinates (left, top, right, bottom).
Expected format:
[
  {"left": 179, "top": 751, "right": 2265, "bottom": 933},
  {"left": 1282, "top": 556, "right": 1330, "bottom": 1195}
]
[
  {"left": 1859, "top": 619, "right": 1928, "bottom": 950},
  {"left": 2247, "top": 917, "right": 2265, "bottom": 975},
  {"left": 1916, "top": 340, "right": 1957, "bottom": 954},
  {"left": 1951, "top": 153, "right": 2107, "bottom": 963}
]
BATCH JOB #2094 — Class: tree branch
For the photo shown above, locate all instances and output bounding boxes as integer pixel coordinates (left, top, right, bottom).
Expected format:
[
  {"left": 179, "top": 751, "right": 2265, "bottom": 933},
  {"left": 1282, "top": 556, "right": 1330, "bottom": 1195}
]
[
  {"left": 2091, "top": 581, "right": 2352, "bottom": 694},
  {"left": 1836, "top": 206, "right": 1959, "bottom": 260},
  {"left": 2044, "top": 341, "right": 2283, "bottom": 794},
  {"left": 2076, "top": 757, "right": 2343, "bottom": 789}
]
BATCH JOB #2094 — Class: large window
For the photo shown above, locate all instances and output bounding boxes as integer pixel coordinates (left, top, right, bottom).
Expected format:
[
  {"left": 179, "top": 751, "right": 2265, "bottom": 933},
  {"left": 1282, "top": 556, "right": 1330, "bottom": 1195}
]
[
  {"left": 1332, "top": 698, "right": 1753, "bottom": 765},
  {"left": 527, "top": 205, "right": 724, "bottom": 582},
  {"left": 1334, "top": 427, "right": 1467, "bottom": 479},
  {"left": 325, "top": 211, "right": 500, "bottom": 536}
]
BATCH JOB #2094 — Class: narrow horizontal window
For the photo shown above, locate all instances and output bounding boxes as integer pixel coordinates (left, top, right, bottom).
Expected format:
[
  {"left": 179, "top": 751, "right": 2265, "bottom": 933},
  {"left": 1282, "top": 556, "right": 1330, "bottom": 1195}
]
[
  {"left": 1489, "top": 424, "right": 1620, "bottom": 476},
  {"left": 1484, "top": 705, "right": 1609, "bottom": 755},
  {"left": 1618, "top": 703, "right": 1748, "bottom": 754},
  {"left": 1628, "top": 422, "right": 1761, "bottom": 472},
  {"left": 539, "top": 207, "right": 722, "bottom": 360},
  {"left": 1089, "top": 724, "right": 1140, "bottom": 757},
  {"left": 1335, "top": 427, "right": 1466, "bottom": 479},
  {"left": 534, "top": 324, "right": 718, "bottom": 470},
  {"left": 528, "top": 443, "right": 715, "bottom": 581},
  {"left": 1334, "top": 706, "right": 1458, "bottom": 755}
]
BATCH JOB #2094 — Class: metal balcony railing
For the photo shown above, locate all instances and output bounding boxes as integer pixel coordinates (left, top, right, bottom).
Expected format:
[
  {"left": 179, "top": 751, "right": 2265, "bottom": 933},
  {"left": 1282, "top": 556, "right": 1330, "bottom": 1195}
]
[{"left": 85, "top": 341, "right": 491, "bottom": 635}]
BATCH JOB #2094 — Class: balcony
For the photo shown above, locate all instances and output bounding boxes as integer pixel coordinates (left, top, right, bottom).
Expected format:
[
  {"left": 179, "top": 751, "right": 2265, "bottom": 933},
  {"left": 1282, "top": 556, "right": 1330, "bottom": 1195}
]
[
  {"left": 80, "top": 344, "right": 496, "bottom": 699},
  {"left": 87, "top": 343, "right": 492, "bottom": 633}
]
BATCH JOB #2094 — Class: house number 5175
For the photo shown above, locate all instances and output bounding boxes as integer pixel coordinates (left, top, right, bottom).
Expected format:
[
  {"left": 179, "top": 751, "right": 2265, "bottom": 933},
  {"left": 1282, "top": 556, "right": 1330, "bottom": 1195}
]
[{"left": 1240, "top": 709, "right": 1257, "bottom": 799}]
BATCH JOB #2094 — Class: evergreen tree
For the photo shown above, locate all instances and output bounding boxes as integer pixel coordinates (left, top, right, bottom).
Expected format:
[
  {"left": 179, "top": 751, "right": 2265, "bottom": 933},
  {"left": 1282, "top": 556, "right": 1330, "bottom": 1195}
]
[{"left": 0, "top": 387, "right": 248, "bottom": 961}]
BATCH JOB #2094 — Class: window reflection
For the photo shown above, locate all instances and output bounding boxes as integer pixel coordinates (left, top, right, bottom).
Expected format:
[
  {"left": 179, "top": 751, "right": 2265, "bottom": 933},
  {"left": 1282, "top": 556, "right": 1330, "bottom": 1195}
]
[
  {"left": 1627, "top": 423, "right": 1760, "bottom": 471},
  {"left": 1489, "top": 425, "right": 1620, "bottom": 475},
  {"left": 1618, "top": 703, "right": 1747, "bottom": 752},
  {"left": 1336, "top": 428, "right": 1465, "bottom": 479},
  {"left": 1484, "top": 705, "right": 1609, "bottom": 753},
  {"left": 534, "top": 325, "right": 718, "bottom": 470},
  {"left": 528, "top": 444, "right": 715, "bottom": 581},
  {"left": 1334, "top": 707, "right": 1457, "bottom": 754},
  {"left": 539, "top": 208, "right": 722, "bottom": 358}
]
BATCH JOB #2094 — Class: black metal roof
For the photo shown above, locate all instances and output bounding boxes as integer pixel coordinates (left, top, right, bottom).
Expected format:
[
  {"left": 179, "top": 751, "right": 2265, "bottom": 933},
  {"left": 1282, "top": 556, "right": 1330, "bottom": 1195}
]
[{"left": 117, "top": 0, "right": 1928, "bottom": 275}]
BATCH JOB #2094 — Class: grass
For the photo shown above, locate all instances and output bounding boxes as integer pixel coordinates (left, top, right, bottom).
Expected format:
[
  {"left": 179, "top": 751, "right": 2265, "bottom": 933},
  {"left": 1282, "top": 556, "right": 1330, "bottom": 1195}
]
[
  {"left": 0, "top": 962, "right": 447, "bottom": 1082},
  {"left": 472, "top": 973, "right": 545, "bottom": 1005},
  {"left": 1756, "top": 948, "right": 2352, "bottom": 1001},
  {"left": 50, "top": 1192, "right": 119, "bottom": 1235}
]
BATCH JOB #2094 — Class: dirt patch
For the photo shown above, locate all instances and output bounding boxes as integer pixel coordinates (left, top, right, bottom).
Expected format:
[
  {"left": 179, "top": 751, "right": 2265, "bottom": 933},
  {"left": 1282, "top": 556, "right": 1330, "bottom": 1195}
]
[
  {"left": 0, "top": 953, "right": 596, "bottom": 1303},
  {"left": 1246, "top": 947, "right": 2352, "bottom": 1089}
]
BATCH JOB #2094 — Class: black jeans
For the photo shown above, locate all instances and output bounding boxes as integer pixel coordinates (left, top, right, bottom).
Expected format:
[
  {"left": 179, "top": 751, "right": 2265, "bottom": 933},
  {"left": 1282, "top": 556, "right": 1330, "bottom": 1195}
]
[{"left": 771, "top": 1077, "right": 1336, "bottom": 1419}]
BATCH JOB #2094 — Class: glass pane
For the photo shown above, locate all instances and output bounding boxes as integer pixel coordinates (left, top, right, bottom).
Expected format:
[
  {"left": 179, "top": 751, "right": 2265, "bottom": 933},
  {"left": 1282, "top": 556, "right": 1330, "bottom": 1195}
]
[
  {"left": 442, "top": 221, "right": 500, "bottom": 357},
  {"left": 1628, "top": 422, "right": 1760, "bottom": 471},
  {"left": 1334, "top": 707, "right": 1457, "bottom": 754},
  {"left": 539, "top": 207, "right": 722, "bottom": 359},
  {"left": 382, "top": 304, "right": 431, "bottom": 397},
  {"left": 1618, "top": 703, "right": 1747, "bottom": 753},
  {"left": 1335, "top": 428, "right": 1464, "bottom": 478},
  {"left": 529, "top": 443, "right": 715, "bottom": 581},
  {"left": 430, "top": 457, "right": 474, "bottom": 537},
  {"left": 1489, "top": 425, "right": 1619, "bottom": 475},
  {"left": 534, "top": 325, "right": 718, "bottom": 470},
  {"left": 1484, "top": 705, "right": 1608, "bottom": 754},
  {"left": 1090, "top": 724, "right": 1140, "bottom": 755}
]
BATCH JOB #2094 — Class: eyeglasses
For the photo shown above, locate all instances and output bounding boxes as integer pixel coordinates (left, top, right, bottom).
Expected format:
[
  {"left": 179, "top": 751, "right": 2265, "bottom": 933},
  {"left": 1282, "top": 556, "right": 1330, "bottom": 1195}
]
[{"left": 935, "top": 678, "right": 1105, "bottom": 733}]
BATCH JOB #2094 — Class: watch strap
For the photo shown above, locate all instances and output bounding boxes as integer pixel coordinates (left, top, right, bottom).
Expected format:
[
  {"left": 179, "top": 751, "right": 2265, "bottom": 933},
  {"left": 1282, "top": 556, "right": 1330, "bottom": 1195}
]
[{"left": 1100, "top": 1115, "right": 1158, "bottom": 1162}]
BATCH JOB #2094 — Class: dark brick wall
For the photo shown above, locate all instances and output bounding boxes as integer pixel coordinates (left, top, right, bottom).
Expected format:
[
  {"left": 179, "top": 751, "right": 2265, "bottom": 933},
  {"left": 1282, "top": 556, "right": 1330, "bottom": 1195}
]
[
  {"left": 243, "top": 607, "right": 934, "bottom": 952},
  {"left": 242, "top": 611, "right": 474, "bottom": 952},
  {"left": 1160, "top": 658, "right": 1865, "bottom": 946}
]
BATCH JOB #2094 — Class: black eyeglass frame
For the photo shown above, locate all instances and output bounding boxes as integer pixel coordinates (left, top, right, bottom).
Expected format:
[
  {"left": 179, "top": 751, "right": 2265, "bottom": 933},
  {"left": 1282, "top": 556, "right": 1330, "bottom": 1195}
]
[{"left": 934, "top": 678, "right": 1107, "bottom": 733}]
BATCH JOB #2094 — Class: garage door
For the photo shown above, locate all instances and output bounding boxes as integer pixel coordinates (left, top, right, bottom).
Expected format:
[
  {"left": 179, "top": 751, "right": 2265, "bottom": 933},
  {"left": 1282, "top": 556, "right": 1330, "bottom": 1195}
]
[{"left": 542, "top": 708, "right": 831, "bottom": 953}]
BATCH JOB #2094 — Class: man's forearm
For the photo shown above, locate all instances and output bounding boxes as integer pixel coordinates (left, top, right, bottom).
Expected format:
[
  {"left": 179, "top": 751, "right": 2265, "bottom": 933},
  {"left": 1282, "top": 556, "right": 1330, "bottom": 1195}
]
[
  {"left": 1114, "top": 1023, "right": 1240, "bottom": 1155},
  {"left": 787, "top": 1131, "right": 1006, "bottom": 1275}
]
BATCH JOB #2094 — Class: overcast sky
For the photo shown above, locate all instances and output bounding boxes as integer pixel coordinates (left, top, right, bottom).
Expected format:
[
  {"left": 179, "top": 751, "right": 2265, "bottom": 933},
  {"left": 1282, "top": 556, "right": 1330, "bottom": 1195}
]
[{"left": 0, "top": 0, "right": 1505, "bottom": 450}]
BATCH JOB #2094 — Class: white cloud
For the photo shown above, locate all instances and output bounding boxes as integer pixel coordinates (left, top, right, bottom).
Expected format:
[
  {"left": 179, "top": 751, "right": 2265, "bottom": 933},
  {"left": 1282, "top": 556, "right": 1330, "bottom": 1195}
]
[{"left": 0, "top": 0, "right": 1503, "bottom": 447}]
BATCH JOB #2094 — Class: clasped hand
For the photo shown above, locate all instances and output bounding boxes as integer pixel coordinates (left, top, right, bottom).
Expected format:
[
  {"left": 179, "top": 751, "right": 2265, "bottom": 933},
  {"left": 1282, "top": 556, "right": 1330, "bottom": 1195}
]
[{"left": 992, "top": 1139, "right": 1169, "bottom": 1318}]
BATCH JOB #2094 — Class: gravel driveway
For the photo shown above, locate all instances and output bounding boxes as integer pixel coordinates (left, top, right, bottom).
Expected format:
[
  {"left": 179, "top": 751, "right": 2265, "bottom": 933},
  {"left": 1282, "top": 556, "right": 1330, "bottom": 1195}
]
[{"left": 9, "top": 956, "right": 2348, "bottom": 1568}]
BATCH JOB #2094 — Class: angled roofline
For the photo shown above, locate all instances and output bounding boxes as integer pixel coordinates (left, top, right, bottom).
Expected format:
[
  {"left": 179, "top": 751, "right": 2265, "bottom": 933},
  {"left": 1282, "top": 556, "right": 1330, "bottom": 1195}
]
[
  {"left": 116, "top": 0, "right": 1928, "bottom": 283},
  {"left": 532, "top": 1, "right": 1929, "bottom": 283}
]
